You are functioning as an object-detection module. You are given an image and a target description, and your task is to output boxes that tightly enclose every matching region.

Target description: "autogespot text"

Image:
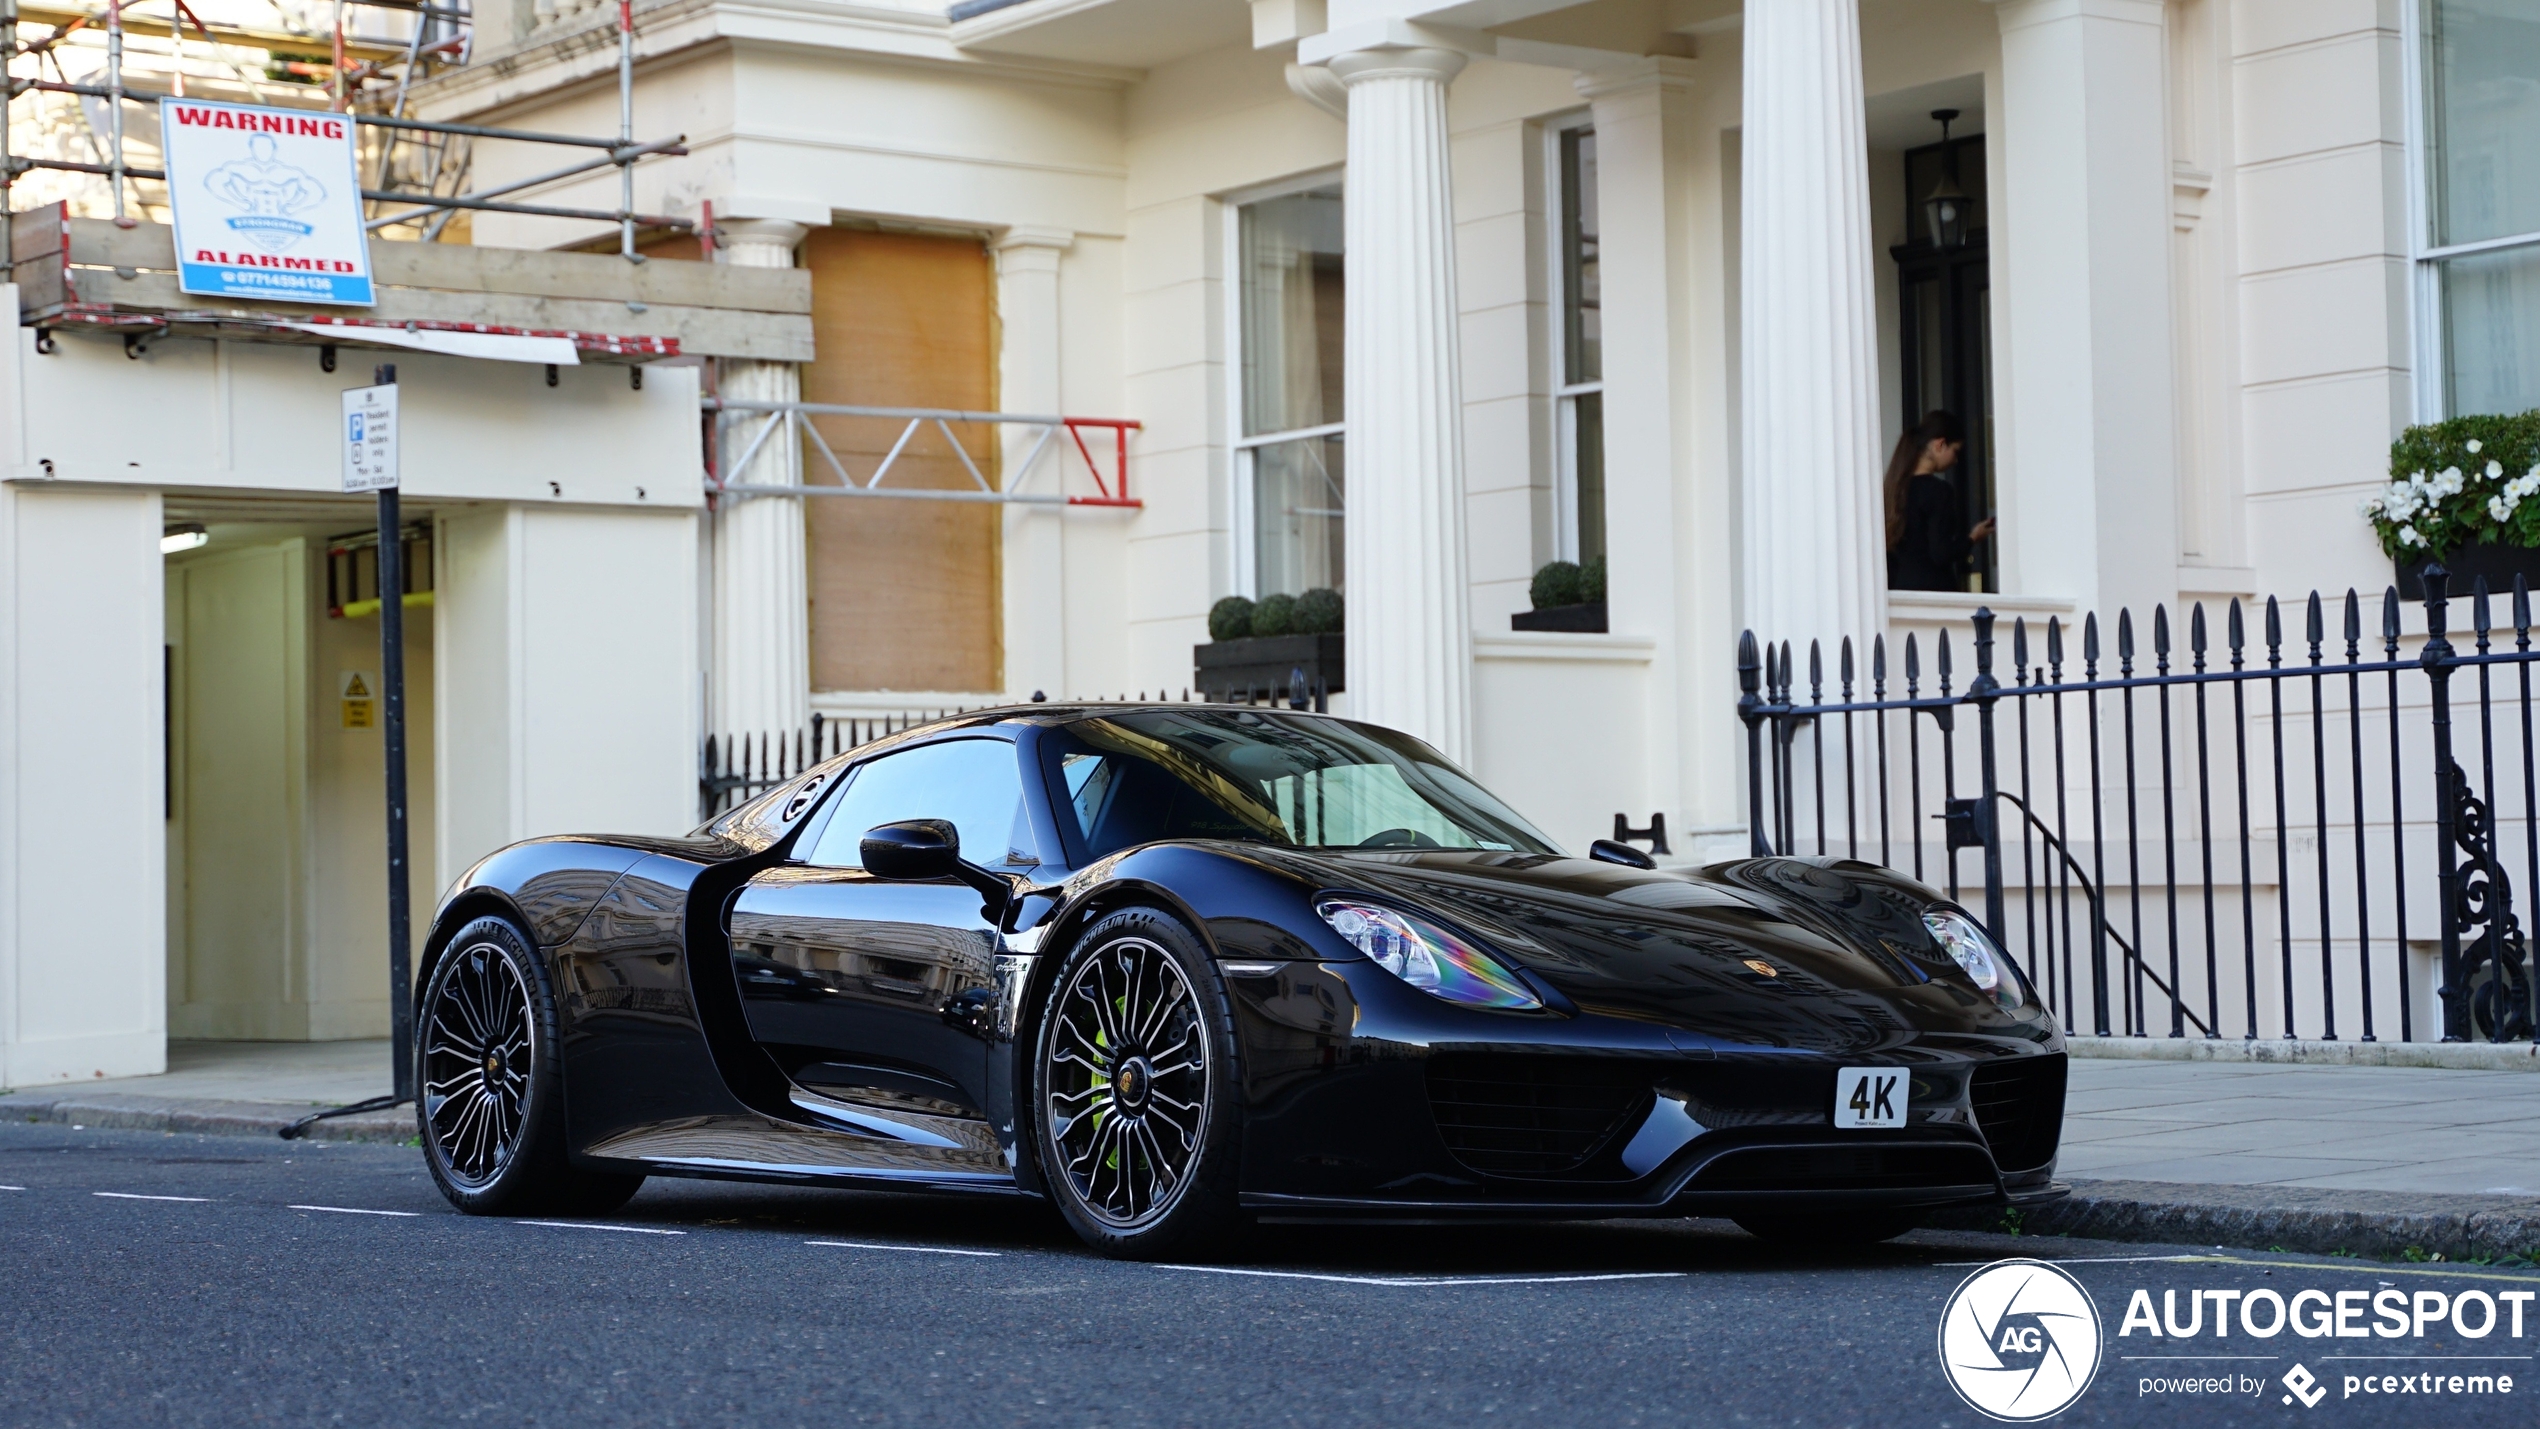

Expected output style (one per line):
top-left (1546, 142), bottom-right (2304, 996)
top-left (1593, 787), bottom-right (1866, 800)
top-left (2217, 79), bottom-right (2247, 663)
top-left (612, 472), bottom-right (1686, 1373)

top-left (2120, 1283), bottom-right (2531, 1406)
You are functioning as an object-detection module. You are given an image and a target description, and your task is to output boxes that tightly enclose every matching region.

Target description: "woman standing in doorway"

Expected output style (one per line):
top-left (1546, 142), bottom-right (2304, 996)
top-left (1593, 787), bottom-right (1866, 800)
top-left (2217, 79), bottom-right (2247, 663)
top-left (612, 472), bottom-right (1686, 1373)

top-left (1884, 410), bottom-right (1994, 591)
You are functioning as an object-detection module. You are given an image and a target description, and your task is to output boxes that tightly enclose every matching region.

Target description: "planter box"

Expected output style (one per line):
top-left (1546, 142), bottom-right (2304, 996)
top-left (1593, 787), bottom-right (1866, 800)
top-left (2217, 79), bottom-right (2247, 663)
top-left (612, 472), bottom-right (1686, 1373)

top-left (2393, 542), bottom-right (2540, 602)
top-left (1194, 632), bottom-right (1343, 701)
top-left (1511, 601), bottom-right (1608, 633)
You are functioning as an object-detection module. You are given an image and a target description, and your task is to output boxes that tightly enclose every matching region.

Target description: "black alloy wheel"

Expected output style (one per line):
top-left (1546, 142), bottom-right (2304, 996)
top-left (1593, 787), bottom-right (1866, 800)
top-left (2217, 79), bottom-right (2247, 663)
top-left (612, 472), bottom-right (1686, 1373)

top-left (417, 915), bottom-right (644, 1217)
top-left (1033, 908), bottom-right (1243, 1258)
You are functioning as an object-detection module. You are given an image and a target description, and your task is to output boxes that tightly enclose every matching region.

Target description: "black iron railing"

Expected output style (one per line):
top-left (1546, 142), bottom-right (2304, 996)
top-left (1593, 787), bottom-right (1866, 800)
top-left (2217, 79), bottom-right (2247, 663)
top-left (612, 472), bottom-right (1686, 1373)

top-left (1739, 566), bottom-right (2536, 1045)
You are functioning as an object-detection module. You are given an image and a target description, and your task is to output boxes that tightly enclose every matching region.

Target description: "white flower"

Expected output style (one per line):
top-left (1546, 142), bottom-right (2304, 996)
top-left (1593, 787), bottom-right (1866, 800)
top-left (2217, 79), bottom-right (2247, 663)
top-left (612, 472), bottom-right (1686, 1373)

top-left (2468, 439), bottom-right (2485, 453)
top-left (2401, 525), bottom-right (2427, 548)
top-left (2437, 466), bottom-right (2467, 496)
top-left (2361, 495), bottom-right (2386, 518)
top-left (2491, 495), bottom-right (2517, 522)
top-left (2488, 460), bottom-right (2504, 480)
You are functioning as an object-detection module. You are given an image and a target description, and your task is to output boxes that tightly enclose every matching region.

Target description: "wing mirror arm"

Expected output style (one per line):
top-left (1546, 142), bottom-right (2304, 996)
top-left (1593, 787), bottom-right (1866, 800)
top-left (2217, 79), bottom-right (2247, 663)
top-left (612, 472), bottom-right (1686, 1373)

top-left (859, 819), bottom-right (1015, 926)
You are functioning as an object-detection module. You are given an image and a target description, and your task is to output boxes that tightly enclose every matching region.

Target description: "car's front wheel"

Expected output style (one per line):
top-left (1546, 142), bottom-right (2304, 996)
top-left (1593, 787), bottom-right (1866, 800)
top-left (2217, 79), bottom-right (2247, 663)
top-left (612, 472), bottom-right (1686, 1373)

top-left (1030, 909), bottom-right (1244, 1259)
top-left (418, 915), bottom-right (643, 1217)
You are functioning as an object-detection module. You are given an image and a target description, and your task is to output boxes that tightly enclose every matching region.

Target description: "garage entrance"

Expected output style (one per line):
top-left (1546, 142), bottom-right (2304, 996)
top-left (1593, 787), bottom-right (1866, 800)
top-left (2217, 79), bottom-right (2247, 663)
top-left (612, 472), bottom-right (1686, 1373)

top-left (162, 499), bottom-right (438, 1042)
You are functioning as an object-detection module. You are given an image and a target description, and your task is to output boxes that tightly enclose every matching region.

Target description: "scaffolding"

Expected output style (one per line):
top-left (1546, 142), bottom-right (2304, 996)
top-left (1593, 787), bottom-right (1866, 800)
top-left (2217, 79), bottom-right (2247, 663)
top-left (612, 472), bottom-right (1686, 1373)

top-left (1, 0), bottom-right (688, 263)
top-left (706, 397), bottom-right (1144, 510)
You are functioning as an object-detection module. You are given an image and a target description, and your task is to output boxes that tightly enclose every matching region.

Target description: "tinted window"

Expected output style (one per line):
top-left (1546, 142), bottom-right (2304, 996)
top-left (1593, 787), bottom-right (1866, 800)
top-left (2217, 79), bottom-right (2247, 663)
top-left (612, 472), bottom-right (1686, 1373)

top-left (1043, 709), bottom-right (1558, 861)
top-left (804, 739), bottom-right (1037, 869)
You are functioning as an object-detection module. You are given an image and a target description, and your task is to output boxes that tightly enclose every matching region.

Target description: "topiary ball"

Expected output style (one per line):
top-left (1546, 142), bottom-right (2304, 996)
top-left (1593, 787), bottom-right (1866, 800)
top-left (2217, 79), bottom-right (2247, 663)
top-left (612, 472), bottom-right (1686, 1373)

top-left (1208, 595), bottom-right (1256, 642)
top-left (1530, 560), bottom-right (1584, 610)
top-left (1295, 587), bottom-right (1344, 634)
top-left (1579, 554), bottom-right (1607, 605)
top-left (1252, 592), bottom-right (1299, 637)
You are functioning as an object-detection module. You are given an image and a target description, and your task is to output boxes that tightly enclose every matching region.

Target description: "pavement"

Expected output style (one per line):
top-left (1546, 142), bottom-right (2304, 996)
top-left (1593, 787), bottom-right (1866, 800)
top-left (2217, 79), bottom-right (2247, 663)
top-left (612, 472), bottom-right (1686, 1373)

top-left (2, 1119), bottom-right (2534, 1428)
top-left (4, 1040), bottom-right (2536, 1264)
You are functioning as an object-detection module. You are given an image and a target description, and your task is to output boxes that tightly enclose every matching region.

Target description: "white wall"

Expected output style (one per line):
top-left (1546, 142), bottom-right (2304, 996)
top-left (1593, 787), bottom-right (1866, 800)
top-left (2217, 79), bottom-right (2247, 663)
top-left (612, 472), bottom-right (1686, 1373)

top-left (0, 484), bottom-right (166, 1086)
top-left (436, 504), bottom-right (702, 890)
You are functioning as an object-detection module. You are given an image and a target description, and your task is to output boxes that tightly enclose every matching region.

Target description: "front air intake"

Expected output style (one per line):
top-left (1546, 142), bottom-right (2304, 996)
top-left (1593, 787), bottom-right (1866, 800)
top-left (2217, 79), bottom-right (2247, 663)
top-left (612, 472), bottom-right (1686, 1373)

top-left (1423, 1054), bottom-right (1649, 1179)
top-left (1969, 1053), bottom-right (2067, 1173)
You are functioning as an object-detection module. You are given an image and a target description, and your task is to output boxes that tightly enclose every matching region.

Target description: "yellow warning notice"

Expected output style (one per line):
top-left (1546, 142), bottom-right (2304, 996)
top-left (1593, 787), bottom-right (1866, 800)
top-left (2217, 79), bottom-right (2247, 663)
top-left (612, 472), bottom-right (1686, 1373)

top-left (340, 670), bottom-right (376, 729)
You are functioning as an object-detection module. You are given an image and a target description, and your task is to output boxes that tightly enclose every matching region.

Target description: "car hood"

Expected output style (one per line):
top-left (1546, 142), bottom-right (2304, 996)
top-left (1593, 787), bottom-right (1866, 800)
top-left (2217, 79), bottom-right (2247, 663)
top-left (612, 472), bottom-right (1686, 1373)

top-left (1250, 848), bottom-right (2045, 1052)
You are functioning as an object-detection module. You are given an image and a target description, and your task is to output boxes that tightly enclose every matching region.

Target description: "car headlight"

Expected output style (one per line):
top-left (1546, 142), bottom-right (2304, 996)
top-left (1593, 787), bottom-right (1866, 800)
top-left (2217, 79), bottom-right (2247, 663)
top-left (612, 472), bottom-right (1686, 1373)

top-left (1315, 898), bottom-right (1542, 1011)
top-left (1923, 909), bottom-right (2025, 1012)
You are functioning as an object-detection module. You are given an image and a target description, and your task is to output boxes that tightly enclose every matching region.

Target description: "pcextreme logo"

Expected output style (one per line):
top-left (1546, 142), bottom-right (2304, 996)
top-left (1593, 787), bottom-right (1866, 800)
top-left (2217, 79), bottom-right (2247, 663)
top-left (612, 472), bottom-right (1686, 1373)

top-left (1939, 1259), bottom-right (2106, 1421)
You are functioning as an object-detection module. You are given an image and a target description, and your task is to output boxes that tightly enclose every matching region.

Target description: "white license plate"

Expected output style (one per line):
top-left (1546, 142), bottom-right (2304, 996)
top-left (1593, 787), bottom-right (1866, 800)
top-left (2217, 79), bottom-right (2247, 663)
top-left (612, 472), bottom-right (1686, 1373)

top-left (1834, 1067), bottom-right (1907, 1128)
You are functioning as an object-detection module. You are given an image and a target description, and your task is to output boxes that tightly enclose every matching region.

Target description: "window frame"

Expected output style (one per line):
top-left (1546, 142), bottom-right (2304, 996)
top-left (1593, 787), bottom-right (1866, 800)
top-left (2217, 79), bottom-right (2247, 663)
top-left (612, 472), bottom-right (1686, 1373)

top-left (793, 733), bottom-right (1042, 871)
top-left (1546, 114), bottom-right (1604, 565)
top-left (1224, 167), bottom-right (1348, 600)
top-left (2404, 0), bottom-right (2540, 419)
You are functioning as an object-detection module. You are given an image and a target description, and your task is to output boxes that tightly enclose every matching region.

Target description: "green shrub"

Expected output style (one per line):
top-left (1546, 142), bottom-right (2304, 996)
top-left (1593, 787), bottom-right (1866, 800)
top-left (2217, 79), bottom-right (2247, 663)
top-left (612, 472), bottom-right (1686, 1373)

top-left (1531, 560), bottom-right (1583, 610)
top-left (1294, 586), bottom-right (1344, 634)
top-left (1579, 554), bottom-right (1608, 605)
top-left (1208, 595), bottom-right (1255, 642)
top-left (1252, 592), bottom-right (1299, 637)
top-left (2369, 409), bottom-right (2540, 561)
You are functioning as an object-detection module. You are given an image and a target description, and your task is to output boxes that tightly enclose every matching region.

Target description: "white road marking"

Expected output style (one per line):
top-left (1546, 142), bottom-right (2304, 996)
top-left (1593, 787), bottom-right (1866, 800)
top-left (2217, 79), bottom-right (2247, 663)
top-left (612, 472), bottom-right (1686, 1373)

top-left (93, 1192), bottom-right (210, 1203)
top-left (1934, 1255), bottom-right (2209, 1267)
top-left (805, 1240), bottom-right (1002, 1258)
top-left (519, 1220), bottom-right (686, 1235)
top-left (0, 1185), bottom-right (23, 1191)
top-left (289, 1205), bottom-right (421, 1217)
top-left (1156, 1266), bottom-right (1687, 1288)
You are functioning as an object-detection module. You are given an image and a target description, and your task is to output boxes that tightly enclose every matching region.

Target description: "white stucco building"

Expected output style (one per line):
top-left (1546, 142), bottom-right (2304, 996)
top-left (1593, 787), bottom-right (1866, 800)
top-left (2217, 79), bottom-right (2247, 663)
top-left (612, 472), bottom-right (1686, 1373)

top-left (7, 0), bottom-right (2532, 1079)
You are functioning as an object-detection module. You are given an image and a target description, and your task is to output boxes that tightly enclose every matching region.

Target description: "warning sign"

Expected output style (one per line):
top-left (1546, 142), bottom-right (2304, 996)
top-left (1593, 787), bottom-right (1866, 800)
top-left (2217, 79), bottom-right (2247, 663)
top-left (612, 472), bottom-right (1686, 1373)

top-left (340, 670), bottom-right (376, 729)
top-left (160, 98), bottom-right (374, 306)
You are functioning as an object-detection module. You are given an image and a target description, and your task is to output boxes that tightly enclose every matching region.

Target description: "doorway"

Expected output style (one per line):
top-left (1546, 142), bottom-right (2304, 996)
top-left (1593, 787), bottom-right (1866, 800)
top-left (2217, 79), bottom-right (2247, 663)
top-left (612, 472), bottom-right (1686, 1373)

top-left (1891, 132), bottom-right (1996, 594)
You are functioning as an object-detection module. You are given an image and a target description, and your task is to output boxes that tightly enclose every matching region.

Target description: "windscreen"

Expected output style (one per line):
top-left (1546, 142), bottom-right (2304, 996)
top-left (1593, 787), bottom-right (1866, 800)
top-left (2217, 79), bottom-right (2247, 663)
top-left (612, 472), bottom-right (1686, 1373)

top-left (1043, 708), bottom-right (1559, 861)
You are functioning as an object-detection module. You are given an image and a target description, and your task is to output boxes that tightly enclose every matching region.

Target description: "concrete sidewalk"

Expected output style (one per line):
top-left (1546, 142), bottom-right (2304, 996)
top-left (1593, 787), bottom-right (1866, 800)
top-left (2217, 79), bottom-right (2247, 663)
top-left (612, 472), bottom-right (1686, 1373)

top-left (5, 1041), bottom-right (2535, 1259)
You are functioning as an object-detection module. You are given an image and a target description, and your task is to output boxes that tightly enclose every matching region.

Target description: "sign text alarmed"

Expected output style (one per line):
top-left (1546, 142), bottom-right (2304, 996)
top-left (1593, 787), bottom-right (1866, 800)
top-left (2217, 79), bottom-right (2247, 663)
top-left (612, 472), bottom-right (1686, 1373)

top-left (342, 384), bottom-right (400, 493)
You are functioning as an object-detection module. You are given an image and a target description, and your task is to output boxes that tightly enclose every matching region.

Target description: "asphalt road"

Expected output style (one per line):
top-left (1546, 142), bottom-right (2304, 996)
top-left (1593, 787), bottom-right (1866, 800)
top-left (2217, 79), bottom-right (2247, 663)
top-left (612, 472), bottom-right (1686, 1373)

top-left (0, 1120), bottom-right (2530, 1428)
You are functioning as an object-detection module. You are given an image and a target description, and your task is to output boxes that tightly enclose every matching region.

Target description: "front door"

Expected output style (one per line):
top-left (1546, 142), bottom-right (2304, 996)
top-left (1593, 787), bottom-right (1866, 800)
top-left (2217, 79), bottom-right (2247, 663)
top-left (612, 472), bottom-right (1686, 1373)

top-left (726, 737), bottom-right (1043, 1159)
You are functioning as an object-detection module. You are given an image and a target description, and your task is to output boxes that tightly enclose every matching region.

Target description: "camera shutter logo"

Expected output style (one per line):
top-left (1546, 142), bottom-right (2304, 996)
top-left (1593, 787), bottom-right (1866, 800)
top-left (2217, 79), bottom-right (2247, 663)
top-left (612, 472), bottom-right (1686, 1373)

top-left (1938, 1259), bottom-right (2103, 1421)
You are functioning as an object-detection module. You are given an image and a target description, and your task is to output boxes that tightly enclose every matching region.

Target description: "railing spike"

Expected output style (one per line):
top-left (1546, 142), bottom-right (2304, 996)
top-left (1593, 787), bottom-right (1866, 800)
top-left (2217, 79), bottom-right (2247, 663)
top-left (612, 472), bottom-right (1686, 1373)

top-left (1808, 638), bottom-right (1824, 699)
top-left (2190, 602), bottom-right (2208, 662)
top-left (2519, 576), bottom-right (2533, 642)
top-left (1871, 633), bottom-right (1887, 682)
top-left (1936, 627), bottom-right (1953, 692)
top-left (2117, 607), bottom-right (2135, 668)
top-left (1839, 635), bottom-right (1855, 686)
top-left (2383, 586), bottom-right (2402, 643)
top-left (2227, 597), bottom-right (2246, 661)
top-left (2343, 588), bottom-right (2362, 651)
top-left (2305, 589), bottom-right (2324, 656)
top-left (2153, 603), bottom-right (2171, 659)
top-left (2265, 594), bottom-right (2283, 665)
top-left (2082, 610), bottom-right (2101, 666)
top-left (2474, 576), bottom-right (2493, 639)
top-left (1737, 630), bottom-right (1761, 695)
top-left (2011, 616), bottom-right (2029, 675)
top-left (1903, 630), bottom-right (1921, 687)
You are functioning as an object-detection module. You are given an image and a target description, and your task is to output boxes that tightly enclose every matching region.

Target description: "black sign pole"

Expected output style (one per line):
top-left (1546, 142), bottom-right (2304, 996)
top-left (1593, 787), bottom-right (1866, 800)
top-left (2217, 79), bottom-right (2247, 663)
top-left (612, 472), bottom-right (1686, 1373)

top-left (374, 363), bottom-right (414, 1105)
top-left (284, 362), bottom-right (415, 1138)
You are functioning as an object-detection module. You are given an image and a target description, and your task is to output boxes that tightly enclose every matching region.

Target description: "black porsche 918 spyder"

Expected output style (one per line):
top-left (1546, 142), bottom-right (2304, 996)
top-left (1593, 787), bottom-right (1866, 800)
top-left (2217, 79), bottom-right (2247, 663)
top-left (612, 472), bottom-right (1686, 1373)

top-left (416, 703), bottom-right (2068, 1258)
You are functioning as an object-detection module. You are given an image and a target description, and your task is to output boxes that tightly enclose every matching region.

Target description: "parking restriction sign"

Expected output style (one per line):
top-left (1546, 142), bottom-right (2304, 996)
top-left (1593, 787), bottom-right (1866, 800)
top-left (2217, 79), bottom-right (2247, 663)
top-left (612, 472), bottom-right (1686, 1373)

top-left (342, 383), bottom-right (399, 492)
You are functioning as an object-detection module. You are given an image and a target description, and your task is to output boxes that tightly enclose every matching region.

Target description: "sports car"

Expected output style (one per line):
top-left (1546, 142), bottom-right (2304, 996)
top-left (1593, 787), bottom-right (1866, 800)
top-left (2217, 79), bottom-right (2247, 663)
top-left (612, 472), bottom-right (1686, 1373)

top-left (416, 703), bottom-right (2068, 1258)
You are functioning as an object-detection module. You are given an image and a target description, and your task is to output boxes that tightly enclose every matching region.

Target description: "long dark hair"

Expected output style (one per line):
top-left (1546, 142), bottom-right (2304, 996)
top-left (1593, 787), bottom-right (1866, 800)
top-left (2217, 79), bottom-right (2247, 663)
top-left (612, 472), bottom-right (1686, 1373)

top-left (1883, 410), bottom-right (1964, 550)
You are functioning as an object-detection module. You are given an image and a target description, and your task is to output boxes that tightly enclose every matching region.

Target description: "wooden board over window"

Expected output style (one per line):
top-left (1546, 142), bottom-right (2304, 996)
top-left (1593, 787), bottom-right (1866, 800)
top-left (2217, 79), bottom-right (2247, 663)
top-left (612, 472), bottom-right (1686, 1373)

top-left (800, 227), bottom-right (1001, 695)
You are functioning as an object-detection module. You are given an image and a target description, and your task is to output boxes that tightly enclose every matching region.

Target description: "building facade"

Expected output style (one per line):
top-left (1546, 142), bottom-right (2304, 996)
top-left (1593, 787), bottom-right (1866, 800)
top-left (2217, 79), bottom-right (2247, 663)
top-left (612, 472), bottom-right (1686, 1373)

top-left (7, 0), bottom-right (2526, 1079)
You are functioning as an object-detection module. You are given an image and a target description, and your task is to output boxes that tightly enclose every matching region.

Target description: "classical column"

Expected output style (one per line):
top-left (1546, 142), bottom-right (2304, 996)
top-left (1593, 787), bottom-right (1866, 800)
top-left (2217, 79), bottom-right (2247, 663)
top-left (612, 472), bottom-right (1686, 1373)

top-left (1986, 0), bottom-right (2178, 619)
top-left (1329, 44), bottom-right (1474, 765)
top-left (995, 226), bottom-right (1073, 701)
top-left (711, 218), bottom-right (811, 738)
top-left (1739, 0), bottom-right (1887, 654)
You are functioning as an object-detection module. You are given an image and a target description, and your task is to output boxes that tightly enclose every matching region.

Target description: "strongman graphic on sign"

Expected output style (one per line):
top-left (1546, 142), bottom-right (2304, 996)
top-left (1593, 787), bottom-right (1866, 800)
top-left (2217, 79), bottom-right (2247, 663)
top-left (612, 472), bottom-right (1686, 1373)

top-left (202, 134), bottom-right (328, 252)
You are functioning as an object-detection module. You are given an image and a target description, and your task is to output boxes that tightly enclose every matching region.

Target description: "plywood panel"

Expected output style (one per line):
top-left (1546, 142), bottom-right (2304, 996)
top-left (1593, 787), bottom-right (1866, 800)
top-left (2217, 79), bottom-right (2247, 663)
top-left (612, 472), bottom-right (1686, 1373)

top-left (801, 228), bottom-right (1002, 694)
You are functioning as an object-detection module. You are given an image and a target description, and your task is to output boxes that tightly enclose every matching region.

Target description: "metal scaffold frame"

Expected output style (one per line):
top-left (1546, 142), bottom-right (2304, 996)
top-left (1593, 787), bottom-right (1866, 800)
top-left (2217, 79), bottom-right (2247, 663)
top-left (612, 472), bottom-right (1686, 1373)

top-left (1, 0), bottom-right (686, 263)
top-left (706, 396), bottom-right (1143, 510)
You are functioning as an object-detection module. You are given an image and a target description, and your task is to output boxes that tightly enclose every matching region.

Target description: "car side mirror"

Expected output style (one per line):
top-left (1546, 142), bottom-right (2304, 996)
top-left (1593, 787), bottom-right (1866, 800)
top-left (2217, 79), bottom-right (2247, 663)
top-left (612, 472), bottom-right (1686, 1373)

top-left (860, 819), bottom-right (1014, 924)
top-left (1588, 838), bottom-right (1657, 870)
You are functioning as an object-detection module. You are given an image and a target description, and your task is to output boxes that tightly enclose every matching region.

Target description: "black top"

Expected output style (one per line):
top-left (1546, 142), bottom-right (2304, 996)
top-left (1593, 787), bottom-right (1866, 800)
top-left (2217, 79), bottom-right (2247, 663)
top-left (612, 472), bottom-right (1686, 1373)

top-left (1888, 473), bottom-right (1974, 592)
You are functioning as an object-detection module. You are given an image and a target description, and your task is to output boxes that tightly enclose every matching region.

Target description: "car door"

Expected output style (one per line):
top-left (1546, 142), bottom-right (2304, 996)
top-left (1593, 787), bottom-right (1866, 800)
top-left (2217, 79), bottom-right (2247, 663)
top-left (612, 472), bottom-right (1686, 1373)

top-left (726, 737), bottom-right (1041, 1154)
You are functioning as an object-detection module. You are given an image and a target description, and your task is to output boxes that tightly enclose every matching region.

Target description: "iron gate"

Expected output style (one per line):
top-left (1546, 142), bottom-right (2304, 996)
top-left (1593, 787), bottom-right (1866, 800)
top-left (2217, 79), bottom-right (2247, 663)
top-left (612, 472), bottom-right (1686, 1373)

top-left (1739, 567), bottom-right (2536, 1046)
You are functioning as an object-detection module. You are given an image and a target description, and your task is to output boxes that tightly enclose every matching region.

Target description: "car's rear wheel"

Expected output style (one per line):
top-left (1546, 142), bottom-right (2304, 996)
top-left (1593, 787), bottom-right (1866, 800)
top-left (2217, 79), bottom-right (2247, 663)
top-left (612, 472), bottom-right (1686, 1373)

top-left (419, 915), bottom-right (644, 1217)
top-left (1031, 909), bottom-right (1244, 1259)
top-left (1733, 1210), bottom-right (1922, 1247)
